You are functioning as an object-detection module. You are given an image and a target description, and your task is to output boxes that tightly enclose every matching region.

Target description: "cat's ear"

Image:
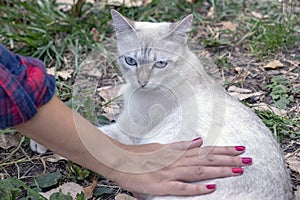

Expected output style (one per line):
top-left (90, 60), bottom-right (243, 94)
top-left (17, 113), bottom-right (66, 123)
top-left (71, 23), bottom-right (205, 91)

top-left (111, 9), bottom-right (135, 35)
top-left (165, 14), bottom-right (193, 44)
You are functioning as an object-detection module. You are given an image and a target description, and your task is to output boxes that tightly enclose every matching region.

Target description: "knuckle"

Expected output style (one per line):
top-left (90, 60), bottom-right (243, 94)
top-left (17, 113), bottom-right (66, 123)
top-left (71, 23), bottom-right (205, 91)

top-left (205, 155), bottom-right (215, 164)
top-left (194, 166), bottom-right (205, 177)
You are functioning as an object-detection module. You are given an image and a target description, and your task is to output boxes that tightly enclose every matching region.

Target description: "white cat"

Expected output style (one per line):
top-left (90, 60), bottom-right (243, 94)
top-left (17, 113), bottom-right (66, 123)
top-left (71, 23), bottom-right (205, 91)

top-left (99, 10), bottom-right (294, 200)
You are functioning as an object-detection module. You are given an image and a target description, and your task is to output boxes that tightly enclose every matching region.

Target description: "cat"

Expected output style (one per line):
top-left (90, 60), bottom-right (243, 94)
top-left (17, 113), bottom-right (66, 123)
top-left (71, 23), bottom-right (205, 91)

top-left (98, 10), bottom-right (294, 200)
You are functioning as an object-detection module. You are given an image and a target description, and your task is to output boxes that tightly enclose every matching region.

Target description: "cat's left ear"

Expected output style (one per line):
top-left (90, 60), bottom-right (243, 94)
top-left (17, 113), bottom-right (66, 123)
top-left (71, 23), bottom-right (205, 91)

top-left (165, 14), bottom-right (193, 44)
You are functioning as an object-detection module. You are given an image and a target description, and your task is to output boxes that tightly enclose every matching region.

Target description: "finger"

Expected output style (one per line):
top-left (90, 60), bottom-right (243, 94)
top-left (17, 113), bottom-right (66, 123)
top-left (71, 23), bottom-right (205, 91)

top-left (170, 166), bottom-right (243, 182)
top-left (164, 181), bottom-right (216, 196)
top-left (176, 154), bottom-right (252, 167)
top-left (184, 145), bottom-right (246, 157)
top-left (167, 137), bottom-right (203, 151)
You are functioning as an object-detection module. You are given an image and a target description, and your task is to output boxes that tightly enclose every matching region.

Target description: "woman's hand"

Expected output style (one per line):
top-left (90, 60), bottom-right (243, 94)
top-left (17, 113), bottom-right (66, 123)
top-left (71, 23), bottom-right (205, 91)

top-left (113, 138), bottom-right (251, 196)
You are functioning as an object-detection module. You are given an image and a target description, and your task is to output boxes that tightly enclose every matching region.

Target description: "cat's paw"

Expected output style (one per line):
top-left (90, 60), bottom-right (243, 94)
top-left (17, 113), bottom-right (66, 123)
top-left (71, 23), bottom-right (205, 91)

top-left (30, 139), bottom-right (48, 154)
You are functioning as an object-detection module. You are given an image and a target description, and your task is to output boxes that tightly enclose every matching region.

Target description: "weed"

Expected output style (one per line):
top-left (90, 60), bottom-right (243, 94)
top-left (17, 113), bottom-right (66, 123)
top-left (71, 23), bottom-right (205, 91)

top-left (266, 76), bottom-right (294, 109)
top-left (255, 109), bottom-right (300, 142)
top-left (215, 55), bottom-right (231, 69)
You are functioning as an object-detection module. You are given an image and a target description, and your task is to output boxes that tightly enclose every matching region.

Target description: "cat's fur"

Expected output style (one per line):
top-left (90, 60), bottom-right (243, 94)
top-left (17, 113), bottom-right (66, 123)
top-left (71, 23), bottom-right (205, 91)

top-left (98, 10), bottom-right (294, 200)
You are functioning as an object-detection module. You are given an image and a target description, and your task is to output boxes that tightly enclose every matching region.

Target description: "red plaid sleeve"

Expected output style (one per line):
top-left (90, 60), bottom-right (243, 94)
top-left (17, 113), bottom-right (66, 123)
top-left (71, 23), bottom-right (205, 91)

top-left (0, 44), bottom-right (56, 129)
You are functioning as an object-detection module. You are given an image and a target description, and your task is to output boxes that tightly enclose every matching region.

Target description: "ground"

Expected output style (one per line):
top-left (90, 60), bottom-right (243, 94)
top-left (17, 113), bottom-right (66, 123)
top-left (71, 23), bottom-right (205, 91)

top-left (0, 0), bottom-right (299, 199)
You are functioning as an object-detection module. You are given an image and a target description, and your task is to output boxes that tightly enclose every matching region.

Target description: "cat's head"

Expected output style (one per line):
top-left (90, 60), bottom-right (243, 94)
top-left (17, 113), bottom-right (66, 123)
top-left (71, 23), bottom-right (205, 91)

top-left (111, 10), bottom-right (193, 89)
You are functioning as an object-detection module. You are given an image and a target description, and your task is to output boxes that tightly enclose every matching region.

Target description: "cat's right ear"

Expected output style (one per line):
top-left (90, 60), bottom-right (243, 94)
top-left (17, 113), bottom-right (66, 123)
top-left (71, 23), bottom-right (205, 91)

top-left (111, 9), bottom-right (135, 35)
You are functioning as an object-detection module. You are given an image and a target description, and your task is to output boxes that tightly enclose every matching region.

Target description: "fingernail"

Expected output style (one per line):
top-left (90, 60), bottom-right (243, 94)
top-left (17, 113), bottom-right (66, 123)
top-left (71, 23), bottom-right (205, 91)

top-left (206, 184), bottom-right (216, 190)
top-left (235, 146), bottom-right (245, 151)
top-left (192, 137), bottom-right (201, 142)
top-left (232, 167), bottom-right (243, 174)
top-left (242, 157), bottom-right (252, 165)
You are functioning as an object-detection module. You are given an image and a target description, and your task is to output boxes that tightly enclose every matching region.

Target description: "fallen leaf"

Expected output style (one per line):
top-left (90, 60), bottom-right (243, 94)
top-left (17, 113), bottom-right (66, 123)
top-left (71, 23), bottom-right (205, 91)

top-left (207, 6), bottom-right (214, 18)
top-left (251, 11), bottom-right (269, 19)
top-left (98, 85), bottom-right (122, 120)
top-left (44, 154), bottom-right (67, 163)
top-left (0, 132), bottom-right (22, 150)
top-left (222, 21), bottom-right (237, 32)
top-left (47, 67), bottom-right (56, 76)
top-left (57, 69), bottom-right (73, 80)
top-left (229, 92), bottom-right (264, 101)
top-left (40, 182), bottom-right (84, 199)
top-left (285, 153), bottom-right (300, 174)
top-left (251, 102), bottom-right (287, 116)
top-left (227, 85), bottom-right (252, 94)
top-left (83, 177), bottom-right (98, 199)
top-left (262, 60), bottom-right (284, 69)
top-left (115, 193), bottom-right (137, 200)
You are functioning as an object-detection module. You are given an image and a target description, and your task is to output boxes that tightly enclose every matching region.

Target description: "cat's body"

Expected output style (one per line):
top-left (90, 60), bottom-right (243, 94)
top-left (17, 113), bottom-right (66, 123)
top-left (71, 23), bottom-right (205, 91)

top-left (99, 10), bottom-right (294, 200)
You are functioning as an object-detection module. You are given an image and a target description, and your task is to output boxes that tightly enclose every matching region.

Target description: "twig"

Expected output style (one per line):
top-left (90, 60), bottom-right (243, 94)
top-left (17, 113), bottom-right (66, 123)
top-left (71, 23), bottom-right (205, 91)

top-left (1, 136), bottom-right (25, 163)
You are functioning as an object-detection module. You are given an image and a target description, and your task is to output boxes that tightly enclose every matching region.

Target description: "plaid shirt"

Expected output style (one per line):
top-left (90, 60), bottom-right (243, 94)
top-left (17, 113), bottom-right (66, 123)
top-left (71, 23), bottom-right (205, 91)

top-left (0, 44), bottom-right (56, 129)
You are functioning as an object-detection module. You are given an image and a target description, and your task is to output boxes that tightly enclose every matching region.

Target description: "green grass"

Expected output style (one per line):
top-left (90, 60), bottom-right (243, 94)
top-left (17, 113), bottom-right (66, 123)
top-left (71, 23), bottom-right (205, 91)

top-left (255, 109), bottom-right (300, 142)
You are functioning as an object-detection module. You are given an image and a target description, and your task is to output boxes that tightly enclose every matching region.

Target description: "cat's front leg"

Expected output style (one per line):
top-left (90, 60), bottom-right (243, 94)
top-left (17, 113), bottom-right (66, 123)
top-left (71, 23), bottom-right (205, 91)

top-left (30, 139), bottom-right (48, 154)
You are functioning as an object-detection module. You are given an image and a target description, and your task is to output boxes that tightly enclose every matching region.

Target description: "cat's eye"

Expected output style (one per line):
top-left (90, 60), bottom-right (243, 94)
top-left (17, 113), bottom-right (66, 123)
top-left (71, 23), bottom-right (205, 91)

top-left (125, 57), bottom-right (137, 66)
top-left (154, 61), bottom-right (168, 68)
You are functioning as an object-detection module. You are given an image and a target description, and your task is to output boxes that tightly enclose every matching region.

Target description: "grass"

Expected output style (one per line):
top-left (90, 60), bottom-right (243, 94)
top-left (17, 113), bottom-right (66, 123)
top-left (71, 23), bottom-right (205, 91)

top-left (255, 109), bottom-right (300, 142)
top-left (0, 0), bottom-right (299, 198)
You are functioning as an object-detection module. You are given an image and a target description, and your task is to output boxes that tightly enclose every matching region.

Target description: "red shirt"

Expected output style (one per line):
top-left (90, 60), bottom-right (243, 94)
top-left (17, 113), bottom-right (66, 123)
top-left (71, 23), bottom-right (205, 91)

top-left (0, 44), bottom-right (56, 129)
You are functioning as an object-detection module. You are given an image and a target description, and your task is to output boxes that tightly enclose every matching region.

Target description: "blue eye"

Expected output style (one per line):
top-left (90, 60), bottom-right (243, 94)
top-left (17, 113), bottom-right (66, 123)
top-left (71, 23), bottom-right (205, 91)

top-left (154, 61), bottom-right (168, 68)
top-left (125, 57), bottom-right (137, 66)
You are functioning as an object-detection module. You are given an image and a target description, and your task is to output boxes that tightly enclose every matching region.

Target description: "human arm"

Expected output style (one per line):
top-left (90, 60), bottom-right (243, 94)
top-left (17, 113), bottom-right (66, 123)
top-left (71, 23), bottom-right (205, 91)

top-left (15, 96), bottom-right (250, 196)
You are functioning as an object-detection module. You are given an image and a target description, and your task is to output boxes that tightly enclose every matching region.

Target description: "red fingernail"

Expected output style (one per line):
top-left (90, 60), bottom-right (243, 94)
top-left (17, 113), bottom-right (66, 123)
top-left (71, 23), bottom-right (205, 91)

top-left (235, 146), bottom-right (245, 151)
top-left (206, 184), bottom-right (216, 190)
top-left (192, 137), bottom-right (201, 141)
top-left (232, 167), bottom-right (243, 174)
top-left (242, 157), bottom-right (252, 165)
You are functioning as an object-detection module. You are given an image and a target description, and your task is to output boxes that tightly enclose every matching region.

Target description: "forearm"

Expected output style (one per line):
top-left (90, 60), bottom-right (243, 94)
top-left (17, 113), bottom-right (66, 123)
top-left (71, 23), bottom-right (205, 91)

top-left (15, 96), bottom-right (119, 179)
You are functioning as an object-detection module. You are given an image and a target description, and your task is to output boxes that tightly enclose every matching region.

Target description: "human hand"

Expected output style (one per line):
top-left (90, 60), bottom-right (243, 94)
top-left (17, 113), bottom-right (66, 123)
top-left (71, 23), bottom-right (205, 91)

top-left (111, 138), bottom-right (251, 197)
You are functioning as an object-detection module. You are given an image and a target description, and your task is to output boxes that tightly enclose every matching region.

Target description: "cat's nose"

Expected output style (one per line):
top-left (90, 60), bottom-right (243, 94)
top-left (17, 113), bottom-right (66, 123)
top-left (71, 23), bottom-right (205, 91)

top-left (138, 80), bottom-right (148, 88)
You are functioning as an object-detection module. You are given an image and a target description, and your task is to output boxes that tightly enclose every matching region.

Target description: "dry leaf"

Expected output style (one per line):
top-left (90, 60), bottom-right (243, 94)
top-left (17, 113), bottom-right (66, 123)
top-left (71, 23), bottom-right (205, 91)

top-left (262, 60), bottom-right (284, 69)
top-left (222, 21), bottom-right (237, 32)
top-left (40, 182), bottom-right (84, 199)
top-left (47, 67), bottom-right (55, 76)
top-left (83, 177), bottom-right (98, 199)
top-left (285, 153), bottom-right (300, 174)
top-left (251, 11), bottom-right (269, 19)
top-left (228, 92), bottom-right (264, 101)
top-left (57, 69), bottom-right (73, 80)
top-left (44, 154), bottom-right (67, 163)
top-left (0, 133), bottom-right (22, 150)
top-left (115, 193), bottom-right (137, 200)
top-left (207, 6), bottom-right (214, 18)
top-left (98, 85), bottom-right (122, 120)
top-left (227, 85), bottom-right (252, 94)
top-left (252, 102), bottom-right (287, 116)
